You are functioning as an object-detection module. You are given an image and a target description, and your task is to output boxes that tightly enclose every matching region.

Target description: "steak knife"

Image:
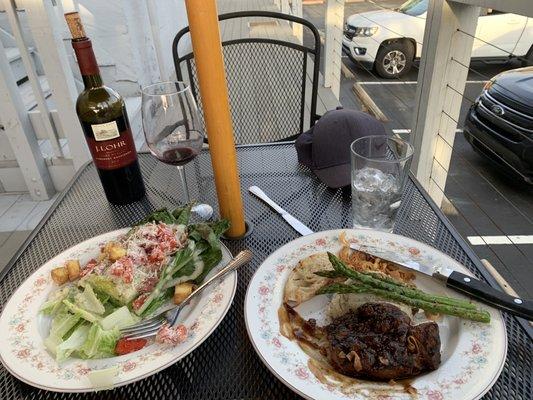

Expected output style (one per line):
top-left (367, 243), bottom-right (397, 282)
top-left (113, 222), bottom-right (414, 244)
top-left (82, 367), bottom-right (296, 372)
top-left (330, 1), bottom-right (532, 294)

top-left (350, 244), bottom-right (533, 320)
top-left (249, 186), bottom-right (313, 236)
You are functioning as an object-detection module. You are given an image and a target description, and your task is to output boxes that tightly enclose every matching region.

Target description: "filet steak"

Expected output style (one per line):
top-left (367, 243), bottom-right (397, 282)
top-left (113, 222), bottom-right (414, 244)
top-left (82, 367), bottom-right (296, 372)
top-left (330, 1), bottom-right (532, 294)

top-left (325, 302), bottom-right (441, 380)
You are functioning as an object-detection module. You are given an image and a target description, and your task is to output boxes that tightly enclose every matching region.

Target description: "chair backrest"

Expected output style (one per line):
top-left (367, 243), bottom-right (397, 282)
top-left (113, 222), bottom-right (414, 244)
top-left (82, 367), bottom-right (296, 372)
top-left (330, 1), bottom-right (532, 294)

top-left (172, 11), bottom-right (321, 144)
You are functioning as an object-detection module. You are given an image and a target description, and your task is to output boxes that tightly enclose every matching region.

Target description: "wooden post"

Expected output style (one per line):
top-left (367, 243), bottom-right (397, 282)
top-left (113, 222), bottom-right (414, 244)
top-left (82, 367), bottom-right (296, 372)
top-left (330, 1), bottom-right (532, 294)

top-left (410, 0), bottom-right (479, 205)
top-left (184, 0), bottom-right (246, 238)
top-left (22, 0), bottom-right (90, 170)
top-left (0, 39), bottom-right (55, 200)
top-left (324, 0), bottom-right (344, 99)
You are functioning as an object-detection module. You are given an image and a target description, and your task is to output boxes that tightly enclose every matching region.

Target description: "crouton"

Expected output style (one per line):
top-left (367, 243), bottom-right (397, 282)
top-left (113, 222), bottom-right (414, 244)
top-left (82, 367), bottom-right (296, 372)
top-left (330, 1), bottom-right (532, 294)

top-left (174, 282), bottom-right (195, 305)
top-left (108, 244), bottom-right (126, 262)
top-left (51, 267), bottom-right (69, 285)
top-left (65, 259), bottom-right (81, 281)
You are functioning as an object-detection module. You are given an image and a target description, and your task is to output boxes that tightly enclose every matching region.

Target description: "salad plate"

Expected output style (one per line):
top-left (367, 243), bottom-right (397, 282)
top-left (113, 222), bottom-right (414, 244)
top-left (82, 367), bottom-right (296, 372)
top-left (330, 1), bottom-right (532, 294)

top-left (245, 229), bottom-right (507, 400)
top-left (0, 228), bottom-right (237, 392)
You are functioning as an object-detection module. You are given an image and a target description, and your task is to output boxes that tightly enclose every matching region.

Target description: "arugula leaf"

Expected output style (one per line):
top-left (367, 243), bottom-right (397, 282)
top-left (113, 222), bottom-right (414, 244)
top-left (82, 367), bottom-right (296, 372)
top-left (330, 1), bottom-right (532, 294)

top-left (172, 204), bottom-right (192, 225)
top-left (140, 287), bottom-right (174, 317)
top-left (135, 208), bottom-right (176, 226)
top-left (188, 223), bottom-right (225, 284)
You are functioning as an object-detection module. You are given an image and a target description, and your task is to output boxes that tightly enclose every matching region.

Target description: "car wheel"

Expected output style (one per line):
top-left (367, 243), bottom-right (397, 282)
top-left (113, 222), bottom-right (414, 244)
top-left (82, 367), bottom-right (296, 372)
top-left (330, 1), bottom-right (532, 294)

top-left (375, 41), bottom-right (414, 79)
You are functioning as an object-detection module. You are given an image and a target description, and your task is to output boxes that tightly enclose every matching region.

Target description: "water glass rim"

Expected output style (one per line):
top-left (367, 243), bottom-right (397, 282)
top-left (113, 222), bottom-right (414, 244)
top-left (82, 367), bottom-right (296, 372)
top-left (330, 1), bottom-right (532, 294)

top-left (350, 135), bottom-right (414, 164)
top-left (141, 81), bottom-right (190, 96)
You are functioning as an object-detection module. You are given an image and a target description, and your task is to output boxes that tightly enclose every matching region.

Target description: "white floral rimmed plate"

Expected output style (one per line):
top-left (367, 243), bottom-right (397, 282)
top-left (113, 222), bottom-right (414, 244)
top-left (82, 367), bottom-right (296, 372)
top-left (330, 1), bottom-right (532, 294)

top-left (245, 229), bottom-right (507, 400)
top-left (0, 228), bottom-right (237, 392)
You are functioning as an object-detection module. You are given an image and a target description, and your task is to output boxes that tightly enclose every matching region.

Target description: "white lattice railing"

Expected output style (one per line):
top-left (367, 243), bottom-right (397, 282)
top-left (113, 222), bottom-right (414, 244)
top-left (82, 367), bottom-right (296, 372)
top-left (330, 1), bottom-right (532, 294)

top-left (0, 0), bottom-right (90, 200)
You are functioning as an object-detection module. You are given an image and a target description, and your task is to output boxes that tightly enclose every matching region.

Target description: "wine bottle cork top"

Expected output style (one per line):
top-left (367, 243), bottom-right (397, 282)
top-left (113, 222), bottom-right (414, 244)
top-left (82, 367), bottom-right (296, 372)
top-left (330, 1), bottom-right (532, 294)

top-left (64, 12), bottom-right (86, 39)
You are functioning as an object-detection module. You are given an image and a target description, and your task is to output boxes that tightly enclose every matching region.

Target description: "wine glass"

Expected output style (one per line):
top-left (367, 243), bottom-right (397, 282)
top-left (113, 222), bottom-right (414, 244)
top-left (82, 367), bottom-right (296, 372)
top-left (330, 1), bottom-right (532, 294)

top-left (141, 81), bottom-right (213, 219)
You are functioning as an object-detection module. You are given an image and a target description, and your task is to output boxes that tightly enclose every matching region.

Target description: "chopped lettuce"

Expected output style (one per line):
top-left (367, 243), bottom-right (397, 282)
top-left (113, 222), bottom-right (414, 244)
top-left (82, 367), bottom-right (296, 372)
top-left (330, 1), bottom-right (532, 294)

top-left (49, 310), bottom-right (81, 338)
top-left (101, 306), bottom-right (139, 330)
top-left (44, 334), bottom-right (63, 355)
top-left (40, 287), bottom-right (73, 315)
top-left (40, 205), bottom-right (229, 363)
top-left (63, 299), bottom-right (100, 323)
top-left (75, 284), bottom-right (105, 315)
top-left (84, 275), bottom-right (136, 305)
top-left (87, 366), bottom-right (118, 389)
top-left (80, 324), bottom-right (120, 359)
top-left (56, 324), bottom-right (90, 363)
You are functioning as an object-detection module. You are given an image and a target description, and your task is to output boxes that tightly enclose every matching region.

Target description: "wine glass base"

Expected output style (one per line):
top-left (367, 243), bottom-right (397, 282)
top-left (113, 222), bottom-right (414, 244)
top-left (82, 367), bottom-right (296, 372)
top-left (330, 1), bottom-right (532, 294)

top-left (191, 203), bottom-right (214, 220)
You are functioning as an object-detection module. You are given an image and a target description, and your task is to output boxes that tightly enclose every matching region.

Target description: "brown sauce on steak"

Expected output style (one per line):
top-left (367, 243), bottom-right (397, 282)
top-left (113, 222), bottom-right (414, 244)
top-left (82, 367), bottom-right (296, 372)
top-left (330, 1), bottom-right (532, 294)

top-left (280, 301), bottom-right (440, 394)
top-left (325, 303), bottom-right (441, 380)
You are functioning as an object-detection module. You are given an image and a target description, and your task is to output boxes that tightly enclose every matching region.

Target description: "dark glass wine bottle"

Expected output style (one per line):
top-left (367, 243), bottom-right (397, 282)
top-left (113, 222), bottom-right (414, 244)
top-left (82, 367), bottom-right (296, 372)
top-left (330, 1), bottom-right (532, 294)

top-left (65, 12), bottom-right (145, 205)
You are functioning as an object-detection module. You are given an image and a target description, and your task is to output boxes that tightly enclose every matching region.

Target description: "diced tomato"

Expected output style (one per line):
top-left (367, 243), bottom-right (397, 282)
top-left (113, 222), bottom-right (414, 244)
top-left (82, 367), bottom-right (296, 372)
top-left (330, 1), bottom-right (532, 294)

top-left (138, 276), bottom-right (158, 294)
top-left (115, 338), bottom-right (148, 356)
top-left (110, 256), bottom-right (134, 283)
top-left (156, 224), bottom-right (178, 252)
top-left (80, 259), bottom-right (98, 277)
top-left (155, 323), bottom-right (188, 345)
top-left (147, 246), bottom-right (165, 264)
top-left (132, 293), bottom-right (149, 311)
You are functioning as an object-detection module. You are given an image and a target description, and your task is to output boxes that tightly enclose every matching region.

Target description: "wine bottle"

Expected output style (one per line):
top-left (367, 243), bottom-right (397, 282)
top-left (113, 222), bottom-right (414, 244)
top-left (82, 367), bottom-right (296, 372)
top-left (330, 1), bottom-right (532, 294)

top-left (65, 12), bottom-right (145, 205)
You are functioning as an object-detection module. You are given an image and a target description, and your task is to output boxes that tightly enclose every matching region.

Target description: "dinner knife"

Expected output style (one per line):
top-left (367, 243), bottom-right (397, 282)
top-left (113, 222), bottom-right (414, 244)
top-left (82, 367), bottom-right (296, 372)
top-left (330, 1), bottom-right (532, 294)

top-left (249, 186), bottom-right (314, 236)
top-left (350, 244), bottom-right (533, 320)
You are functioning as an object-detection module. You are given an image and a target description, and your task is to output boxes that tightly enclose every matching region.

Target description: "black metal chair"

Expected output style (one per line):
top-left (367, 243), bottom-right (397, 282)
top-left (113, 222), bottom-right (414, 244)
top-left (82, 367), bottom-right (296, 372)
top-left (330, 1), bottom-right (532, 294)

top-left (172, 11), bottom-right (321, 144)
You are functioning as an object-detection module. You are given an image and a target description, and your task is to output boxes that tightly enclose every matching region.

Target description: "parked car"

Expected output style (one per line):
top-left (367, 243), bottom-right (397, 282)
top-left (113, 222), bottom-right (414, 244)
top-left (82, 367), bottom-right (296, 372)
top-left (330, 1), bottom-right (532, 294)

top-left (464, 67), bottom-right (533, 184)
top-left (342, 0), bottom-right (533, 78)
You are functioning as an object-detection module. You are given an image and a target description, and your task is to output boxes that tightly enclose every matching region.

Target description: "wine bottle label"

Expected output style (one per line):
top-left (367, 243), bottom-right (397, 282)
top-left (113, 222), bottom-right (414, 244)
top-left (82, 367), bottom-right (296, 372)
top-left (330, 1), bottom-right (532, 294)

top-left (83, 116), bottom-right (138, 170)
top-left (91, 121), bottom-right (120, 141)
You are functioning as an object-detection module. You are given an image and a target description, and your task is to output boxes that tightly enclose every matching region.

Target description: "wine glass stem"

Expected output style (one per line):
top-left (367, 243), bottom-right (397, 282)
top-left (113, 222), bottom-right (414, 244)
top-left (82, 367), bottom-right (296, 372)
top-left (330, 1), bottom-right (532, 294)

top-left (177, 165), bottom-right (191, 204)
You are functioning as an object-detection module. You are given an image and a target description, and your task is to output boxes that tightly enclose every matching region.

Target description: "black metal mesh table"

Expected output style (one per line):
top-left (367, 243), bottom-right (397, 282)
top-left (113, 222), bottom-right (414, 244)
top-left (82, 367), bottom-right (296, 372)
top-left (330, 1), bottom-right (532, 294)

top-left (1, 144), bottom-right (531, 400)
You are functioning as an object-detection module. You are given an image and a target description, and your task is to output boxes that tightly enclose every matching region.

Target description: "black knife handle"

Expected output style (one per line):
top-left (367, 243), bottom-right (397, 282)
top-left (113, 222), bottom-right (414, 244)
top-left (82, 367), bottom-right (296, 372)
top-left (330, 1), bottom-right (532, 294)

top-left (447, 271), bottom-right (533, 320)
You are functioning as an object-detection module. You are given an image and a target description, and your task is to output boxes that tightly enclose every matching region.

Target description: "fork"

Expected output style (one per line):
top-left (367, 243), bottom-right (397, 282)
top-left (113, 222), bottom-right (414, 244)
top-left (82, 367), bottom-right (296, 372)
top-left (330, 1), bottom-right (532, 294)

top-left (121, 249), bottom-right (253, 340)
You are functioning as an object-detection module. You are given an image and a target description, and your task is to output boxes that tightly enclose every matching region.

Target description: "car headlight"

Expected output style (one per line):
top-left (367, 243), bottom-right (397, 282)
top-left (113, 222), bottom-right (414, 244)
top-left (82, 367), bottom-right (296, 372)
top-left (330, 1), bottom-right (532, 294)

top-left (353, 26), bottom-right (378, 37)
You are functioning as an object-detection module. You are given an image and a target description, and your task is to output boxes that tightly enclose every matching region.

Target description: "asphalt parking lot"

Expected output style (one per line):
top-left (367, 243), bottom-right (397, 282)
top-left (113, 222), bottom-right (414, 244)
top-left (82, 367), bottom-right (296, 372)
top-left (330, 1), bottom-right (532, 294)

top-left (303, 1), bottom-right (533, 298)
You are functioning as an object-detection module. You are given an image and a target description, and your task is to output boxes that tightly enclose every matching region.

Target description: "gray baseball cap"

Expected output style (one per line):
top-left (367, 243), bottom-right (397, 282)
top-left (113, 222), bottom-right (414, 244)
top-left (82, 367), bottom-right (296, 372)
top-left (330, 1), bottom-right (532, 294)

top-left (295, 108), bottom-right (386, 188)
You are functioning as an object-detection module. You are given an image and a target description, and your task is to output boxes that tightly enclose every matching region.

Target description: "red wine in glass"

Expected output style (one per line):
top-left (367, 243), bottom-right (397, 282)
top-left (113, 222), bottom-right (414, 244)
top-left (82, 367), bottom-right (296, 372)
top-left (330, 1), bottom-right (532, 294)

top-left (142, 82), bottom-right (212, 219)
top-left (157, 147), bottom-right (199, 166)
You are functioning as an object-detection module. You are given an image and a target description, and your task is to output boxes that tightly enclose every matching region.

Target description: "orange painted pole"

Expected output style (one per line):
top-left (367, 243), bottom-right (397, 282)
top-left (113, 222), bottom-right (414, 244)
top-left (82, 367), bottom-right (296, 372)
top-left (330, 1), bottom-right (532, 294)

top-left (184, 0), bottom-right (246, 237)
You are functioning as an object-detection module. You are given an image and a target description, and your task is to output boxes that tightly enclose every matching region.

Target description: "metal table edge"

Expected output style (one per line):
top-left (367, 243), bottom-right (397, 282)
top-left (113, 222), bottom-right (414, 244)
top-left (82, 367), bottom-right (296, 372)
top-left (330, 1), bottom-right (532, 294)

top-left (409, 174), bottom-right (533, 339)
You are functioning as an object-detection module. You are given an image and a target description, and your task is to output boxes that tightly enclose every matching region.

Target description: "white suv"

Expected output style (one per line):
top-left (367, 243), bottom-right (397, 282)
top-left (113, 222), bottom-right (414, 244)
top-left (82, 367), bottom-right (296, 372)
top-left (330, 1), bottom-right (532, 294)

top-left (342, 0), bottom-right (533, 78)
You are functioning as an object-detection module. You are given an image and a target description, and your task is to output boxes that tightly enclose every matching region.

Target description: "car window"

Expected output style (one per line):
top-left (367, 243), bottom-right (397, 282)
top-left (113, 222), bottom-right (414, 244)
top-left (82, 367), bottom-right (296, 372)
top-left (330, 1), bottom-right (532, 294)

top-left (398, 0), bottom-right (428, 16)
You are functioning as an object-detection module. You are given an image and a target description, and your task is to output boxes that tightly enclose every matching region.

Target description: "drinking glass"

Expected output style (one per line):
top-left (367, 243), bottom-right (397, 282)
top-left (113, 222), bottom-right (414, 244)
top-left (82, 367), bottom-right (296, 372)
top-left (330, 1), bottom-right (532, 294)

top-left (142, 81), bottom-right (212, 218)
top-left (350, 135), bottom-right (414, 232)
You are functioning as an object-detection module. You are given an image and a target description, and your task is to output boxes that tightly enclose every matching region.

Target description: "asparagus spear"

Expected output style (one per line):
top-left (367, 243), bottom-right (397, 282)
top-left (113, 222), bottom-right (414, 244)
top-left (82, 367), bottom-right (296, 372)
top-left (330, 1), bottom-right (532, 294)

top-left (318, 283), bottom-right (491, 323)
top-left (326, 252), bottom-right (478, 311)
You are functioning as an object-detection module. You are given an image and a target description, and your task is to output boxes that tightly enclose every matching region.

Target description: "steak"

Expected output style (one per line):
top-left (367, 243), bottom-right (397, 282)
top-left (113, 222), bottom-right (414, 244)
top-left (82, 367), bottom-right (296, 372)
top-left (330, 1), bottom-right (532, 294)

top-left (324, 303), bottom-right (441, 380)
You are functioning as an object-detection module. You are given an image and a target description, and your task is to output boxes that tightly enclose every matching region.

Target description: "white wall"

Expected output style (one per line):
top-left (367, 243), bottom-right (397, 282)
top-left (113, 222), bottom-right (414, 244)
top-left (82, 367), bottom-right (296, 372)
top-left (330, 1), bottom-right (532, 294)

top-left (150, 0), bottom-right (190, 81)
top-left (60, 0), bottom-right (189, 97)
